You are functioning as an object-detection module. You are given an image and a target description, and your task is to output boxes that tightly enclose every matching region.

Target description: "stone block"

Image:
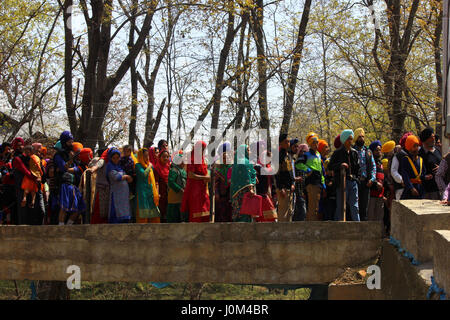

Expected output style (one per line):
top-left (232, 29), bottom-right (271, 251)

top-left (391, 200), bottom-right (450, 263)
top-left (432, 230), bottom-right (450, 299)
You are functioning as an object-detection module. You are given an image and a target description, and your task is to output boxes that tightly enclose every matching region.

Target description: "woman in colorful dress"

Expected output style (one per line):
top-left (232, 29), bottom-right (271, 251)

top-left (167, 151), bottom-right (187, 223)
top-left (135, 148), bottom-right (160, 223)
top-left (230, 144), bottom-right (257, 222)
top-left (213, 142), bottom-right (233, 222)
top-left (181, 141), bottom-right (211, 223)
top-left (106, 148), bottom-right (132, 224)
top-left (154, 150), bottom-right (171, 223)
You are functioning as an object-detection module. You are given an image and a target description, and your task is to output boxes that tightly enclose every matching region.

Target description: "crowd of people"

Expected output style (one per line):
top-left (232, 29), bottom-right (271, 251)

top-left (0, 127), bottom-right (447, 236)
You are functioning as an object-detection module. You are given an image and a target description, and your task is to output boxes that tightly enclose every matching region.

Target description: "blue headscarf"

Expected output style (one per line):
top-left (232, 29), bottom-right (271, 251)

top-left (106, 147), bottom-right (123, 183)
top-left (369, 140), bottom-right (382, 152)
top-left (340, 129), bottom-right (354, 144)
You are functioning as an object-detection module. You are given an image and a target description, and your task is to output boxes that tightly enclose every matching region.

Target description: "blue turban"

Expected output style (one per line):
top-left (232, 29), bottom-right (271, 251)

top-left (218, 142), bottom-right (232, 155)
top-left (340, 129), bottom-right (354, 144)
top-left (59, 131), bottom-right (73, 146)
top-left (290, 138), bottom-right (299, 146)
top-left (369, 140), bottom-right (382, 152)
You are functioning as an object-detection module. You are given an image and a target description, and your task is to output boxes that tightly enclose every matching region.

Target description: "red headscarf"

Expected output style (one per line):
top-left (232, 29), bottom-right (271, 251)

top-left (154, 149), bottom-right (171, 183)
top-left (189, 141), bottom-right (207, 175)
top-left (12, 137), bottom-right (25, 151)
top-left (101, 148), bottom-right (110, 163)
top-left (148, 147), bottom-right (158, 166)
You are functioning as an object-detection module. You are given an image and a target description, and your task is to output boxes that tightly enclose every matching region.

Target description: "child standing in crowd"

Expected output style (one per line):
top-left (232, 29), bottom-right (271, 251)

top-left (20, 145), bottom-right (42, 208)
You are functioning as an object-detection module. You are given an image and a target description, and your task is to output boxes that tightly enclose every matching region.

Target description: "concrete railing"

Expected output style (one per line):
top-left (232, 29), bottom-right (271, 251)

top-left (0, 221), bottom-right (383, 284)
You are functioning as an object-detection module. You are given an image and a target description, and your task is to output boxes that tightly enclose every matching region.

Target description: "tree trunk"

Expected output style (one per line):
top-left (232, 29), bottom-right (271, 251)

top-left (281, 0), bottom-right (312, 135)
top-left (251, 0), bottom-right (270, 146)
top-left (210, 1), bottom-right (236, 149)
top-left (128, 0), bottom-right (138, 147)
top-left (62, 0), bottom-right (77, 135)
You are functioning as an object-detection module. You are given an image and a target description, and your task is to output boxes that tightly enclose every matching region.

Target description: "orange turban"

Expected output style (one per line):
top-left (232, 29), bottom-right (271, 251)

top-left (306, 132), bottom-right (319, 146)
top-left (318, 139), bottom-right (329, 154)
top-left (72, 142), bottom-right (83, 152)
top-left (405, 135), bottom-right (419, 152)
top-left (79, 148), bottom-right (93, 164)
top-left (40, 146), bottom-right (47, 157)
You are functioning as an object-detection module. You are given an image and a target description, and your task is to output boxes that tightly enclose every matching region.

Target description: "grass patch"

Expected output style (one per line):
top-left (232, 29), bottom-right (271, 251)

top-left (0, 281), bottom-right (310, 300)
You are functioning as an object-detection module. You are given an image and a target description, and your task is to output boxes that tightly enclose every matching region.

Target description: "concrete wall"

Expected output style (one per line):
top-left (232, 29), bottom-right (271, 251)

top-left (391, 200), bottom-right (450, 263)
top-left (432, 230), bottom-right (450, 299)
top-left (0, 222), bottom-right (383, 284)
top-left (379, 240), bottom-right (432, 300)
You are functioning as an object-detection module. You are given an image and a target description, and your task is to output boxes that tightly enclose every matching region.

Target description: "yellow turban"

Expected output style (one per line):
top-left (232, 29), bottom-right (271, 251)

top-left (381, 158), bottom-right (389, 170)
top-left (354, 128), bottom-right (365, 139)
top-left (306, 132), bottom-right (319, 146)
top-left (381, 141), bottom-right (395, 153)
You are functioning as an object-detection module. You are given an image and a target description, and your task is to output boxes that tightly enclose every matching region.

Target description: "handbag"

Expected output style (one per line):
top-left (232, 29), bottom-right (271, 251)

top-left (239, 192), bottom-right (263, 218)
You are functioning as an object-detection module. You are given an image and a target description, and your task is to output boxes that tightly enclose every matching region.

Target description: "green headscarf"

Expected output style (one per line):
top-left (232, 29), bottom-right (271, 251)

top-left (230, 144), bottom-right (257, 198)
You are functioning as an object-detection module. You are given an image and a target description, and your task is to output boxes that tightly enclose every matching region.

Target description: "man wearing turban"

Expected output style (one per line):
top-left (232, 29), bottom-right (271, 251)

top-left (296, 132), bottom-right (325, 221)
top-left (275, 134), bottom-right (295, 222)
top-left (391, 132), bottom-right (413, 200)
top-left (318, 139), bottom-right (335, 221)
top-left (328, 129), bottom-right (360, 221)
top-left (352, 128), bottom-right (376, 221)
top-left (53, 131), bottom-right (85, 225)
top-left (334, 135), bottom-right (342, 149)
top-left (293, 143), bottom-right (309, 221)
top-left (418, 127), bottom-right (442, 200)
top-left (400, 135), bottom-right (429, 199)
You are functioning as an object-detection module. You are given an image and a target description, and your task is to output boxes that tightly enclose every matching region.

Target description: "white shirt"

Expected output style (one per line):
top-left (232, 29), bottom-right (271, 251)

top-left (391, 155), bottom-right (403, 185)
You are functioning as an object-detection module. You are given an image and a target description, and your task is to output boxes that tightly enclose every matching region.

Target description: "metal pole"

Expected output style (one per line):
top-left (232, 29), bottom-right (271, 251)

top-left (443, 0), bottom-right (450, 153)
top-left (340, 165), bottom-right (346, 222)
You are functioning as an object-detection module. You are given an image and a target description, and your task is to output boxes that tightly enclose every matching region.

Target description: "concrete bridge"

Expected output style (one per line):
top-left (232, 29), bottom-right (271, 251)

top-left (0, 200), bottom-right (449, 299)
